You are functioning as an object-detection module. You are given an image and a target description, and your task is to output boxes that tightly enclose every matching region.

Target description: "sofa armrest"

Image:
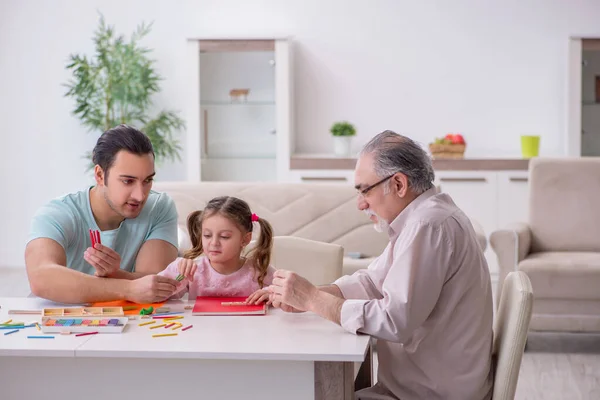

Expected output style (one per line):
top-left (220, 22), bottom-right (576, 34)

top-left (490, 223), bottom-right (532, 308)
top-left (490, 222), bottom-right (531, 305)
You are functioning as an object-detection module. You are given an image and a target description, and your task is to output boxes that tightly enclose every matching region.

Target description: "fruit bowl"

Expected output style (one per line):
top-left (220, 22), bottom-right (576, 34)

top-left (429, 134), bottom-right (466, 159)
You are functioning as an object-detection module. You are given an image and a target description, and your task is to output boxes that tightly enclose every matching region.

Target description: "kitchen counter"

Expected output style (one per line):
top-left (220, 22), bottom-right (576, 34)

top-left (290, 155), bottom-right (530, 171)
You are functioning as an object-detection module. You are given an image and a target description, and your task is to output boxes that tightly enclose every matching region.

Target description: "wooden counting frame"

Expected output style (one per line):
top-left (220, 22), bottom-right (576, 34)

top-left (42, 307), bottom-right (124, 318)
top-left (40, 316), bottom-right (129, 334)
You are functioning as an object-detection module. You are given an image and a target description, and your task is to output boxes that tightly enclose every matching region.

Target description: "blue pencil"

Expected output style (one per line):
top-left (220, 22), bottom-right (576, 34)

top-left (0, 326), bottom-right (24, 329)
top-left (27, 335), bottom-right (54, 339)
top-left (4, 329), bottom-right (19, 335)
top-left (151, 312), bottom-right (184, 317)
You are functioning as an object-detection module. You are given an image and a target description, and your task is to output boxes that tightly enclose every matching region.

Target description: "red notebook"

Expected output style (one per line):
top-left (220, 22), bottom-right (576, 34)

top-left (192, 296), bottom-right (267, 316)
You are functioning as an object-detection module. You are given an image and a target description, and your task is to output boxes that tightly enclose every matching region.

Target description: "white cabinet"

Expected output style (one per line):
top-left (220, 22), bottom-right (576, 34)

top-left (497, 171), bottom-right (529, 227)
top-left (286, 170), bottom-right (355, 184)
top-left (187, 39), bottom-right (292, 182)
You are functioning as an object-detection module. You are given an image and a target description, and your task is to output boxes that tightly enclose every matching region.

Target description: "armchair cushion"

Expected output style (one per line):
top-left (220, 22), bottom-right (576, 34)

top-left (529, 158), bottom-right (600, 252)
top-left (519, 252), bottom-right (600, 300)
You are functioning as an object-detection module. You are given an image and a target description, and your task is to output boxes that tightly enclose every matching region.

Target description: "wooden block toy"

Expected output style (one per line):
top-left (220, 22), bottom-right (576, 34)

top-left (40, 317), bottom-right (128, 334)
top-left (42, 307), bottom-right (124, 317)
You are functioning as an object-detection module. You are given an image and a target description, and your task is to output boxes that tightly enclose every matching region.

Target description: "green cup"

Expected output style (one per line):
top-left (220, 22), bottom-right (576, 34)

top-left (521, 135), bottom-right (540, 158)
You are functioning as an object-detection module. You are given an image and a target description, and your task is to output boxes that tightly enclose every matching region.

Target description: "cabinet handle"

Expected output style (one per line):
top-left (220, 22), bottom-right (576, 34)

top-left (439, 177), bottom-right (487, 183)
top-left (301, 177), bottom-right (347, 182)
top-left (509, 177), bottom-right (528, 182)
top-left (203, 109), bottom-right (209, 155)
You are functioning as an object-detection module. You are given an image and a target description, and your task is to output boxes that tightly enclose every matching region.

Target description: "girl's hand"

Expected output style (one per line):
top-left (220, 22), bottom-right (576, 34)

top-left (177, 258), bottom-right (197, 282)
top-left (245, 289), bottom-right (270, 305)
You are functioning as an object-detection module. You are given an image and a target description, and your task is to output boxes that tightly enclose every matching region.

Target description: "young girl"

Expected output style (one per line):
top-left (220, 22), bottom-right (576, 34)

top-left (159, 196), bottom-right (276, 304)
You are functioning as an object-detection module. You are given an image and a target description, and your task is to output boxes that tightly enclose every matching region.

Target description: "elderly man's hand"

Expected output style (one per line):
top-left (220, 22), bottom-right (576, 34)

top-left (268, 270), bottom-right (317, 312)
top-left (268, 294), bottom-right (305, 313)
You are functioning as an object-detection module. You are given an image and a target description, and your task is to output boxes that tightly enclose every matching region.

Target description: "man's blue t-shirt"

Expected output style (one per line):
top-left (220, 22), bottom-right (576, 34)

top-left (27, 188), bottom-right (178, 275)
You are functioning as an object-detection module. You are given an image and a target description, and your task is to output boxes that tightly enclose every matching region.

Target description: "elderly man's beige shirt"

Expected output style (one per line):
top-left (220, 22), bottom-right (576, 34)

top-left (334, 188), bottom-right (493, 400)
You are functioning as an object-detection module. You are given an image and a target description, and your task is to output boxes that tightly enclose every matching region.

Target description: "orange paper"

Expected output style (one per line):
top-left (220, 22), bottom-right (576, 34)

top-left (92, 300), bottom-right (165, 315)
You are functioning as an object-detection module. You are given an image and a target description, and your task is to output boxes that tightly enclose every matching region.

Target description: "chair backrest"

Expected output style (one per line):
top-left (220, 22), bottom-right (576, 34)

top-left (492, 271), bottom-right (534, 400)
top-left (529, 157), bottom-right (600, 252)
top-left (268, 236), bottom-right (344, 286)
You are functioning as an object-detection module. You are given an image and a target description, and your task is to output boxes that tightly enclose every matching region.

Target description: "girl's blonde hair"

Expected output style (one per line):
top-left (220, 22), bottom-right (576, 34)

top-left (183, 196), bottom-right (273, 288)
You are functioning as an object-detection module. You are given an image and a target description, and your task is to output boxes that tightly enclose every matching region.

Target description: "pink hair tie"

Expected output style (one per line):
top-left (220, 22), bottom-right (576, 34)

top-left (251, 213), bottom-right (260, 222)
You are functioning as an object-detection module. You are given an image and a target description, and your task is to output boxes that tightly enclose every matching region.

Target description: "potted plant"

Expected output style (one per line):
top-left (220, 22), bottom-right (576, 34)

top-left (330, 121), bottom-right (356, 157)
top-left (64, 15), bottom-right (184, 170)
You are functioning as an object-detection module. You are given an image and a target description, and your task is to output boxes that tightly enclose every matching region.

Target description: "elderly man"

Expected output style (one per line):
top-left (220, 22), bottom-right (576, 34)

top-left (269, 131), bottom-right (494, 400)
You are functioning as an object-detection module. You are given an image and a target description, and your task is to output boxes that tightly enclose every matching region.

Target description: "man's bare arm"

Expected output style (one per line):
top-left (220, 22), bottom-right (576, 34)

top-left (108, 239), bottom-right (178, 280)
top-left (308, 290), bottom-right (345, 325)
top-left (25, 238), bottom-right (131, 304)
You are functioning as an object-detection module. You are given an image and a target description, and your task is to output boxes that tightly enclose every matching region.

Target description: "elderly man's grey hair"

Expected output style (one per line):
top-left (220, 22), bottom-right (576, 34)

top-left (360, 130), bottom-right (435, 194)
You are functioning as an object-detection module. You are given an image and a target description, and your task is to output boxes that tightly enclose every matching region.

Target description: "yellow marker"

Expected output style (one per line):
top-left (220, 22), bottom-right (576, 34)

top-left (150, 323), bottom-right (166, 329)
top-left (138, 321), bottom-right (156, 327)
top-left (152, 333), bottom-right (178, 338)
top-left (2, 319), bottom-right (12, 325)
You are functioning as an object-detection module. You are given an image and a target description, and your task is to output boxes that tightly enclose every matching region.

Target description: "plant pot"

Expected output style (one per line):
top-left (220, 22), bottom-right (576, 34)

top-left (333, 136), bottom-right (353, 157)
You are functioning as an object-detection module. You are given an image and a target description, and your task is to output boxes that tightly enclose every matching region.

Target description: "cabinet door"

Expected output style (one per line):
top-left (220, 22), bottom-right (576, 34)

top-left (497, 171), bottom-right (529, 228)
top-left (198, 39), bottom-right (284, 182)
top-left (436, 172), bottom-right (498, 274)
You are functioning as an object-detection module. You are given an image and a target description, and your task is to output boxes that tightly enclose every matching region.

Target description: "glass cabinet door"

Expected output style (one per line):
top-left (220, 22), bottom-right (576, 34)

top-left (199, 40), bottom-right (277, 162)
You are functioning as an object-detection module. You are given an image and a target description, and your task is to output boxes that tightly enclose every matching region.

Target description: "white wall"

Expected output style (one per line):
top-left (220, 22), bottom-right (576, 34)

top-left (3, 0), bottom-right (600, 267)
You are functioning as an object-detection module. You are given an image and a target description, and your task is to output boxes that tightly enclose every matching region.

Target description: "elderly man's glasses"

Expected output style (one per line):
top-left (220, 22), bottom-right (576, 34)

top-left (356, 174), bottom-right (396, 196)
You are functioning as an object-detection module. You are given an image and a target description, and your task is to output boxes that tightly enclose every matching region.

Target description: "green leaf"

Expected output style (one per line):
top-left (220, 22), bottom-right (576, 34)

top-left (64, 13), bottom-right (184, 166)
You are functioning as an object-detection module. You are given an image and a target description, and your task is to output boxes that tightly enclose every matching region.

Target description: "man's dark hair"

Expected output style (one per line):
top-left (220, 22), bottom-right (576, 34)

top-left (92, 124), bottom-right (155, 179)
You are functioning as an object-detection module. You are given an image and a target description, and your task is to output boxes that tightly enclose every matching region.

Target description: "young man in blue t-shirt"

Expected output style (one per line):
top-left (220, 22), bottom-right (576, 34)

top-left (25, 125), bottom-right (179, 304)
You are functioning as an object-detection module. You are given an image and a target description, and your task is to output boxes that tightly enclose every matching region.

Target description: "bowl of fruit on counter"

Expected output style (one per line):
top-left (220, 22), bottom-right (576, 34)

top-left (428, 133), bottom-right (466, 159)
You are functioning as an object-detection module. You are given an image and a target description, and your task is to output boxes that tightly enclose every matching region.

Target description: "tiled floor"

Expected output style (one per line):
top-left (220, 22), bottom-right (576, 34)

top-left (1, 267), bottom-right (599, 399)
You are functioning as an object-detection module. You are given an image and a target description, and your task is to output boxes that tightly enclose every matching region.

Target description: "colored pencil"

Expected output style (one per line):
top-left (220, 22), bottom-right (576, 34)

top-left (152, 333), bottom-right (177, 338)
top-left (182, 325), bottom-right (193, 331)
top-left (4, 329), bottom-right (19, 335)
top-left (138, 321), bottom-right (156, 326)
top-left (27, 335), bottom-right (54, 339)
top-left (75, 331), bottom-right (98, 337)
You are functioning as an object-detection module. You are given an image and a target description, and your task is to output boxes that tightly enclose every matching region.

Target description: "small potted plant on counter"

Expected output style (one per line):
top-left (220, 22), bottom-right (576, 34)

top-left (330, 121), bottom-right (356, 157)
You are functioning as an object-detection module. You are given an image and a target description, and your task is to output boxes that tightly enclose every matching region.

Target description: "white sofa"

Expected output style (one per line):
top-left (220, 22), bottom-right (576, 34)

top-left (153, 182), bottom-right (487, 276)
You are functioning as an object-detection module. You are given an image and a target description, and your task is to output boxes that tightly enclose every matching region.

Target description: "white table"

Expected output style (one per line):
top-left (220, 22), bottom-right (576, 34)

top-left (0, 297), bottom-right (371, 400)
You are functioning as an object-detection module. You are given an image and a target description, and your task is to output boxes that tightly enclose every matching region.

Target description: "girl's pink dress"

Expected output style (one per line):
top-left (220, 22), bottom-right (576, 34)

top-left (158, 256), bottom-right (276, 299)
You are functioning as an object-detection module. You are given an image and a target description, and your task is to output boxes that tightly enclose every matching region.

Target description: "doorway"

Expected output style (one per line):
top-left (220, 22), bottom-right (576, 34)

top-left (568, 38), bottom-right (600, 157)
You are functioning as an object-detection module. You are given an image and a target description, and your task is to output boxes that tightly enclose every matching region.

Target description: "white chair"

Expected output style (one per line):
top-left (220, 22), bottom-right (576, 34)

top-left (270, 236), bottom-right (344, 286)
top-left (492, 271), bottom-right (534, 400)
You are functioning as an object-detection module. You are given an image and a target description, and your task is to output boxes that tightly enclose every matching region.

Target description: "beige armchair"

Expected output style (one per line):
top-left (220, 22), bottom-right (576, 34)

top-left (490, 157), bottom-right (600, 332)
top-left (270, 236), bottom-right (344, 286)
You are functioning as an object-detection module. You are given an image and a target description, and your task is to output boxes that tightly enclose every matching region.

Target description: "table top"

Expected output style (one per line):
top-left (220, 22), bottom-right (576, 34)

top-left (0, 297), bottom-right (370, 362)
